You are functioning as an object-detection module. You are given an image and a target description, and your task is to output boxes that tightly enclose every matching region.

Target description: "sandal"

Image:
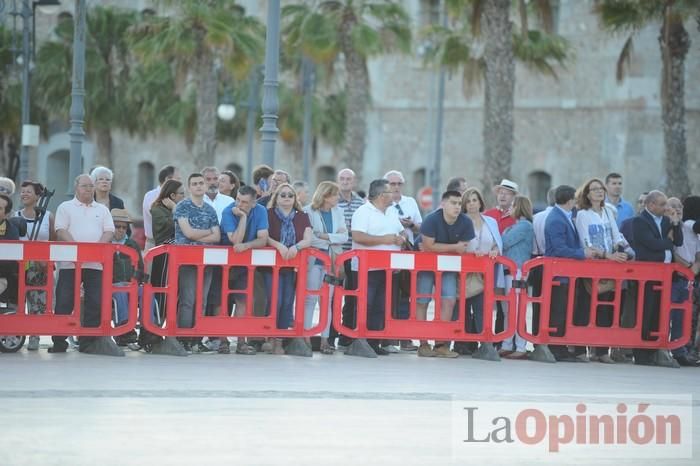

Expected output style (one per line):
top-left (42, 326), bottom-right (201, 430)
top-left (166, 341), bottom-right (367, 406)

top-left (235, 342), bottom-right (257, 355)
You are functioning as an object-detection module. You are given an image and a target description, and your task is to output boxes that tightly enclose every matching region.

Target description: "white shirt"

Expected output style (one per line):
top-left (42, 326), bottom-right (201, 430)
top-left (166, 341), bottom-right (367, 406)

top-left (204, 192), bottom-right (234, 223)
top-left (385, 195), bottom-right (422, 243)
top-left (675, 220), bottom-right (699, 264)
top-left (142, 186), bottom-right (160, 239)
top-left (15, 209), bottom-right (51, 241)
top-left (351, 201), bottom-right (404, 251)
top-left (575, 206), bottom-right (628, 253)
top-left (55, 198), bottom-right (115, 270)
top-left (532, 206), bottom-right (553, 255)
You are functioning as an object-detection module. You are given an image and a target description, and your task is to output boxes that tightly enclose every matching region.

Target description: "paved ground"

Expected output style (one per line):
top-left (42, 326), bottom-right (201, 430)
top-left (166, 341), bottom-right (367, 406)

top-left (1, 340), bottom-right (698, 466)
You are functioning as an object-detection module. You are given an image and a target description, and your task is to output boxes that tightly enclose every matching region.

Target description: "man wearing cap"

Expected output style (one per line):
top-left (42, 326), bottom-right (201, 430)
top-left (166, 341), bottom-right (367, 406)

top-left (484, 179), bottom-right (518, 234)
top-left (50, 174), bottom-right (115, 353)
top-left (110, 209), bottom-right (144, 346)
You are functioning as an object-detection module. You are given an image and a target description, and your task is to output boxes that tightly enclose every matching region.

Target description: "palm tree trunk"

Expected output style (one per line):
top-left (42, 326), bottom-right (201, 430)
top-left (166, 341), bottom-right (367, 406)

top-left (339, 9), bottom-right (369, 184)
top-left (481, 0), bottom-right (515, 199)
top-left (95, 127), bottom-right (113, 169)
top-left (193, 52), bottom-right (218, 170)
top-left (659, 15), bottom-right (690, 198)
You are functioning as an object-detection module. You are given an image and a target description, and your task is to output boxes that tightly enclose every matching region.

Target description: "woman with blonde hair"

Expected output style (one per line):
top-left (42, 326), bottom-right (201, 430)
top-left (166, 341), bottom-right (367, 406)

top-left (500, 195), bottom-right (534, 359)
top-left (265, 183), bottom-right (313, 354)
top-left (303, 181), bottom-right (348, 354)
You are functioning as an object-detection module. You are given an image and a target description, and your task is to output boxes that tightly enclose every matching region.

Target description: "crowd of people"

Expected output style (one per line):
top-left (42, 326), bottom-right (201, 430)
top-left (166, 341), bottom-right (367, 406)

top-left (0, 165), bottom-right (698, 367)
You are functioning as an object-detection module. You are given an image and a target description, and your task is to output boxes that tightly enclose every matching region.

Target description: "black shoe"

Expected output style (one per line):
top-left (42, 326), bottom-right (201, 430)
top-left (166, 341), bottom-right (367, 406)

top-left (48, 344), bottom-right (68, 353)
top-left (634, 358), bottom-right (656, 366)
top-left (673, 355), bottom-right (697, 367)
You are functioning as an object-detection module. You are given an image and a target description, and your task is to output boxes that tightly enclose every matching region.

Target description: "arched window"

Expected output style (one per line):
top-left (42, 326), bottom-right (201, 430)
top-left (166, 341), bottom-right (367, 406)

top-left (138, 162), bottom-right (155, 204)
top-left (316, 165), bottom-right (335, 183)
top-left (527, 171), bottom-right (552, 211)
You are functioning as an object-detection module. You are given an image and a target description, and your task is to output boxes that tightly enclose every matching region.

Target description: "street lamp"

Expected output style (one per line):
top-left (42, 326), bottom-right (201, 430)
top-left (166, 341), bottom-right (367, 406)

top-left (10, 0), bottom-right (61, 183)
top-left (216, 87), bottom-right (236, 121)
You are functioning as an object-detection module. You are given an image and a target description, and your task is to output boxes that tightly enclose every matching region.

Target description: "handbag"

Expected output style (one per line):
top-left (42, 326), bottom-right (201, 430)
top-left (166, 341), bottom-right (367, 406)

top-left (465, 273), bottom-right (484, 298)
top-left (320, 211), bottom-right (346, 281)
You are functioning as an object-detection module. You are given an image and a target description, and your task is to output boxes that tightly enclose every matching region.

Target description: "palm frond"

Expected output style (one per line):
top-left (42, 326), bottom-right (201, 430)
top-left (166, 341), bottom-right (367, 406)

top-left (616, 35), bottom-right (634, 82)
top-left (512, 30), bottom-right (570, 79)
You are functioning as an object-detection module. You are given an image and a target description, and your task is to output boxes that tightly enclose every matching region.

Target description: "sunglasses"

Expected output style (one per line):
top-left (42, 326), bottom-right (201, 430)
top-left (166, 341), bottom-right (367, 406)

top-left (394, 204), bottom-right (405, 216)
top-left (278, 192), bottom-right (295, 199)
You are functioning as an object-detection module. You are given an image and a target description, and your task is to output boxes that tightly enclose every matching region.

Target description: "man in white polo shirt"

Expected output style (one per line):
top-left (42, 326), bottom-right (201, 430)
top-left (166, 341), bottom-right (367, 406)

top-left (50, 174), bottom-right (115, 353)
top-left (351, 179), bottom-right (406, 356)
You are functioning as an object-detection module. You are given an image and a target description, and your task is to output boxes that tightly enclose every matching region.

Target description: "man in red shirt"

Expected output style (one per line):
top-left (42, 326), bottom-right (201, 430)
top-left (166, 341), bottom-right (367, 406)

top-left (484, 179), bottom-right (518, 233)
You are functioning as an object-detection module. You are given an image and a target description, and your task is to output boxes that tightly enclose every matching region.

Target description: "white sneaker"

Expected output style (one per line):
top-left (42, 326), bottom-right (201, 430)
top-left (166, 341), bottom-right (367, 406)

top-left (381, 345), bottom-right (400, 353)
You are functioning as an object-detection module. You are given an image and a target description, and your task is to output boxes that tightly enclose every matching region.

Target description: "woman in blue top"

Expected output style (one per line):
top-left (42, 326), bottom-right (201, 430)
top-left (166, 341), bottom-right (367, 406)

top-left (500, 195), bottom-right (534, 359)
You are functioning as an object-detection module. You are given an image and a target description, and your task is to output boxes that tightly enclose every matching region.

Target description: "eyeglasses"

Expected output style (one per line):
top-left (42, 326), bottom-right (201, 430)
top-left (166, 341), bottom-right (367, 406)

top-left (0, 187), bottom-right (11, 194)
top-left (78, 184), bottom-right (95, 189)
top-left (278, 192), bottom-right (295, 199)
top-left (589, 187), bottom-right (605, 192)
top-left (382, 191), bottom-right (392, 195)
top-left (96, 177), bottom-right (112, 182)
top-left (389, 182), bottom-right (403, 187)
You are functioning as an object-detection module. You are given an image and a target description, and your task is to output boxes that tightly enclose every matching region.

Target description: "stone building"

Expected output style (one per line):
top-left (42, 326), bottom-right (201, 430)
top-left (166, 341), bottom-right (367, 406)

top-left (21, 0), bottom-right (700, 216)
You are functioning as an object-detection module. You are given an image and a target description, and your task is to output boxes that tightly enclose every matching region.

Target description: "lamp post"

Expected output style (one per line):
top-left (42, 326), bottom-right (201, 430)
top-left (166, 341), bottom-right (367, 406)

top-left (301, 56), bottom-right (315, 183)
top-left (244, 65), bottom-right (262, 184)
top-left (11, 0), bottom-right (60, 183)
top-left (260, 0), bottom-right (280, 168)
top-left (68, 0), bottom-right (85, 191)
top-left (431, 0), bottom-right (447, 210)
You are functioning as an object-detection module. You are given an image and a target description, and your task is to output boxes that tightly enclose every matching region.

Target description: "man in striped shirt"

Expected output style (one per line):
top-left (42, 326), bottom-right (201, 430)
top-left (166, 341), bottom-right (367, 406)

top-left (334, 168), bottom-right (365, 348)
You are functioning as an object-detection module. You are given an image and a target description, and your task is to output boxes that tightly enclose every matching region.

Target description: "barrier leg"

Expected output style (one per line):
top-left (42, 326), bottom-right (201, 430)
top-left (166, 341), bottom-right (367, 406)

top-left (150, 336), bottom-right (189, 357)
top-left (80, 337), bottom-right (125, 357)
top-left (285, 337), bottom-right (312, 357)
top-left (528, 344), bottom-right (557, 363)
top-left (472, 343), bottom-right (500, 362)
top-left (344, 338), bottom-right (378, 358)
top-left (654, 350), bottom-right (680, 369)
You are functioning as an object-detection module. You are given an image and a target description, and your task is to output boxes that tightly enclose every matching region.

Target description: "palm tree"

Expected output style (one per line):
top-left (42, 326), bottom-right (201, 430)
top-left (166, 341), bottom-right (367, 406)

top-left (424, 0), bottom-right (569, 196)
top-left (595, 0), bottom-right (695, 198)
top-left (0, 25), bottom-right (20, 178)
top-left (32, 7), bottom-right (142, 169)
top-left (283, 1), bottom-right (411, 179)
top-left (129, 0), bottom-right (264, 169)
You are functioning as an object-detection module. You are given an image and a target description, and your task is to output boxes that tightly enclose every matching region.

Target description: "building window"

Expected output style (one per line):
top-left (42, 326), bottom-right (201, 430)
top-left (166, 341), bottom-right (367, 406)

top-left (316, 165), bottom-right (335, 183)
top-left (527, 170), bottom-right (552, 211)
top-left (419, 0), bottom-right (440, 27)
top-left (138, 162), bottom-right (155, 203)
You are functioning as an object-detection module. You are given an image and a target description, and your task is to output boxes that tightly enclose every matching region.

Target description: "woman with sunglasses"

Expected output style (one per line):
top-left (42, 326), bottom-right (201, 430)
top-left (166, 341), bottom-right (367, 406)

top-left (265, 183), bottom-right (312, 354)
top-left (15, 181), bottom-right (54, 350)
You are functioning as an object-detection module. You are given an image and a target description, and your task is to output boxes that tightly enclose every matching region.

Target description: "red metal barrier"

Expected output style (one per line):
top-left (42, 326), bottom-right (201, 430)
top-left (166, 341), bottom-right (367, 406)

top-left (518, 257), bottom-right (694, 350)
top-left (332, 249), bottom-right (518, 342)
top-left (140, 245), bottom-right (331, 338)
top-left (0, 240), bottom-right (140, 335)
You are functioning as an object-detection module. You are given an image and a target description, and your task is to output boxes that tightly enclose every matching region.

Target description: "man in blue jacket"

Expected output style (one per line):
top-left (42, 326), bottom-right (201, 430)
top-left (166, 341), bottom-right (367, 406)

top-left (544, 185), bottom-right (597, 362)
